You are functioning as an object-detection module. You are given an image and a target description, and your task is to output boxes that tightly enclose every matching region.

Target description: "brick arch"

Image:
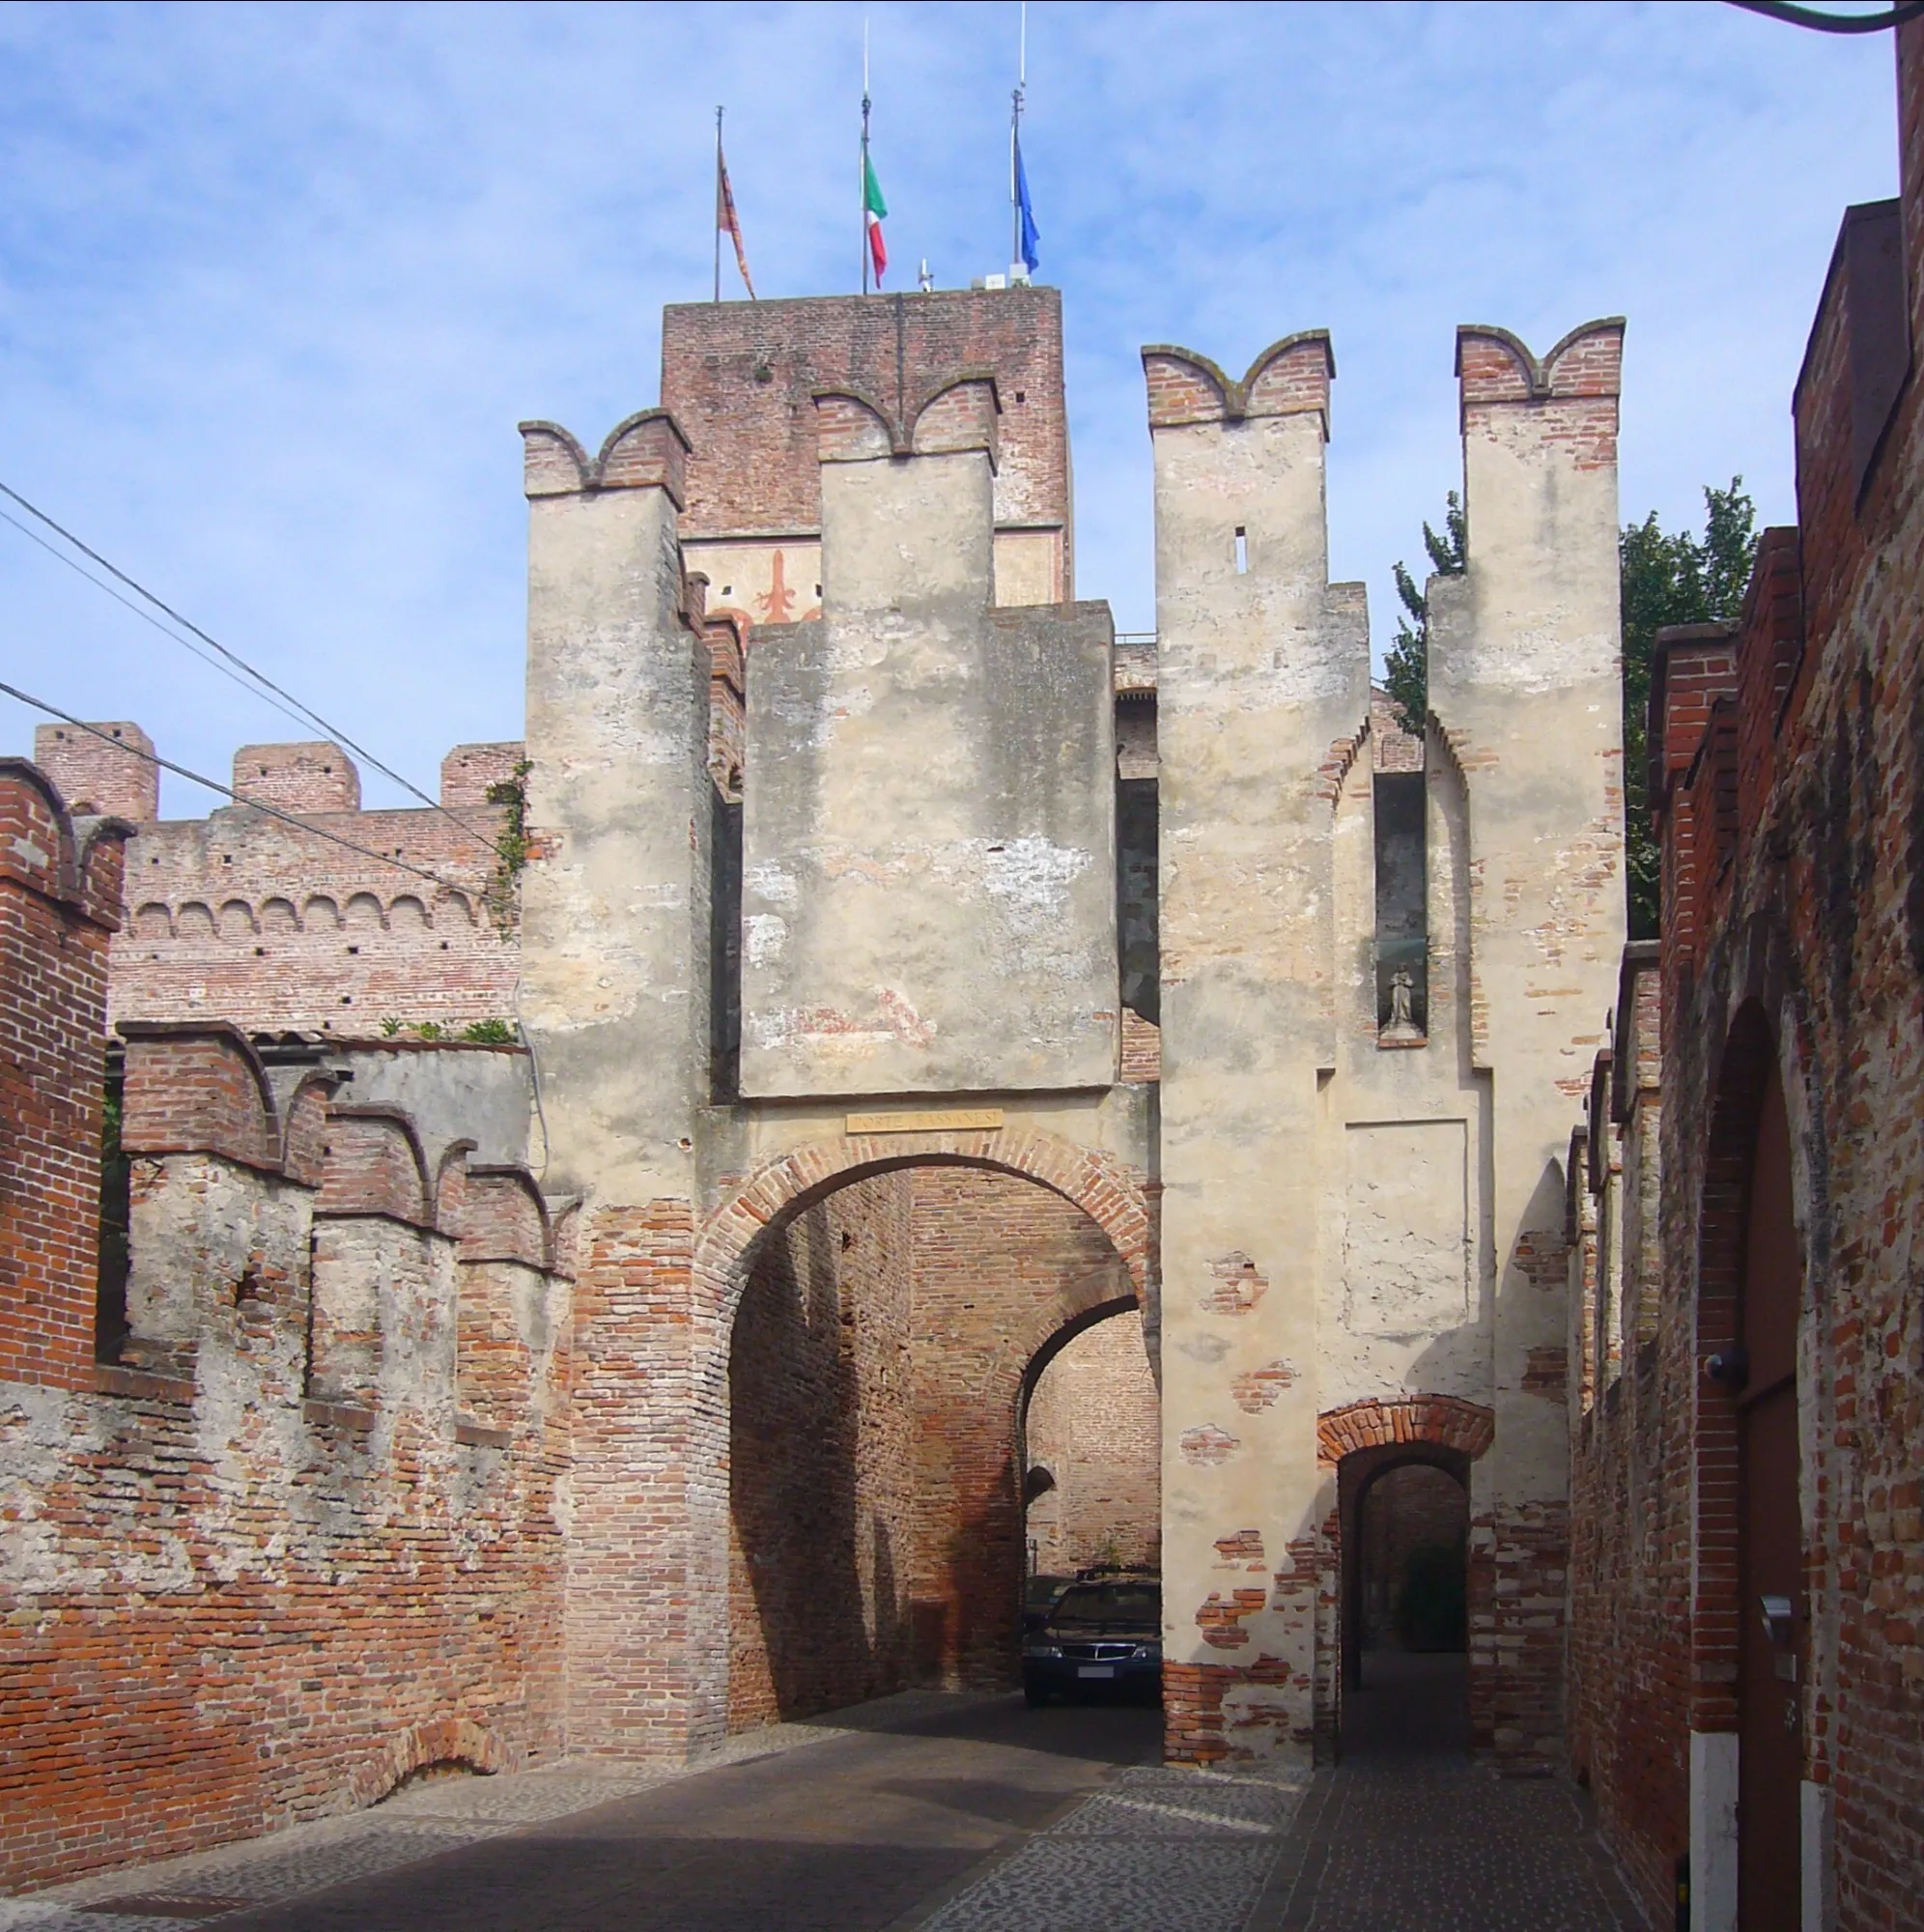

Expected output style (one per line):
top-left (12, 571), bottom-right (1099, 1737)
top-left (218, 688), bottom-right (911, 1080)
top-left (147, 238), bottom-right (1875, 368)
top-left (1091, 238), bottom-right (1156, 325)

top-left (1316, 1395), bottom-right (1495, 1469)
top-left (695, 1128), bottom-right (1150, 1729)
top-left (349, 1715), bottom-right (505, 1808)
top-left (693, 1125), bottom-right (1150, 1324)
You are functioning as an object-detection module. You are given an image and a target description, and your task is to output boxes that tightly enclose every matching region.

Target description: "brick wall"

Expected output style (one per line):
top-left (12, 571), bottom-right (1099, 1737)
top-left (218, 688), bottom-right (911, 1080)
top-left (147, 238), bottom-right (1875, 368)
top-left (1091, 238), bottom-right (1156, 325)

top-left (661, 289), bottom-right (1070, 545)
top-left (907, 1168), bottom-right (1136, 1690)
top-left (1566, 31), bottom-right (1924, 1924)
top-left (106, 736), bottom-right (517, 1037)
top-left (1022, 1306), bottom-right (1160, 1577)
top-left (0, 761), bottom-right (128, 1391)
top-left (32, 722), bottom-right (158, 821)
top-left (0, 866), bottom-right (571, 1894)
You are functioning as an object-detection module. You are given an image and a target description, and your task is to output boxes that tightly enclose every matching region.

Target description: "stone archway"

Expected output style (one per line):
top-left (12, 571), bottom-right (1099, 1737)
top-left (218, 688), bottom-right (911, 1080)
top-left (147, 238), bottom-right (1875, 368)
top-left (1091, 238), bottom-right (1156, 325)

top-left (699, 1127), bottom-right (1152, 1736)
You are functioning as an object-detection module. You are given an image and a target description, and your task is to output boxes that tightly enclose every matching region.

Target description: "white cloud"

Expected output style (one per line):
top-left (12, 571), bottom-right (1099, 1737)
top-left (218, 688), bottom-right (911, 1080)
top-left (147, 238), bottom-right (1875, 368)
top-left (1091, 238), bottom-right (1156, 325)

top-left (0, 0), bottom-right (1898, 810)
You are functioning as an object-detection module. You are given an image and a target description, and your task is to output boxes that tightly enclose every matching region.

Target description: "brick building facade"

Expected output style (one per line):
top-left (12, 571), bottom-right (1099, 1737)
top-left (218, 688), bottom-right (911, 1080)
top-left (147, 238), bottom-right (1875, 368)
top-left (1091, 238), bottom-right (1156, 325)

top-left (1564, 27), bottom-right (1924, 1931)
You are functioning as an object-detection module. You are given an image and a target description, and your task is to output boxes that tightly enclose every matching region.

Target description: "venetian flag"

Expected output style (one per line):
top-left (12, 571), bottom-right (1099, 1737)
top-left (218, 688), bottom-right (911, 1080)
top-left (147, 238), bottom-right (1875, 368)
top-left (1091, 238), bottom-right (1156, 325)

top-left (863, 149), bottom-right (889, 283)
top-left (717, 142), bottom-right (756, 298)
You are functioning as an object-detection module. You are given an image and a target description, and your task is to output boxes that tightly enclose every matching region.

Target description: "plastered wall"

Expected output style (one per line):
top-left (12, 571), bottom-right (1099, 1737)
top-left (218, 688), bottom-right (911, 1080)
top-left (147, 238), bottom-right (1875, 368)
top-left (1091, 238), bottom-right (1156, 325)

top-left (740, 384), bottom-right (1117, 1098)
top-left (1147, 319), bottom-right (1622, 1770)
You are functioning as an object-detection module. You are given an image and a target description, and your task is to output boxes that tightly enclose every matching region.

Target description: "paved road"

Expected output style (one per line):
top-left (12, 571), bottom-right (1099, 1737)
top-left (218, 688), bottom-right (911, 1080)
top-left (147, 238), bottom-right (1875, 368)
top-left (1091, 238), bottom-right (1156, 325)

top-left (229, 1697), bottom-right (1161, 1932)
top-left (8, 1693), bottom-right (1190, 1932)
top-left (9, 1665), bottom-right (1650, 1932)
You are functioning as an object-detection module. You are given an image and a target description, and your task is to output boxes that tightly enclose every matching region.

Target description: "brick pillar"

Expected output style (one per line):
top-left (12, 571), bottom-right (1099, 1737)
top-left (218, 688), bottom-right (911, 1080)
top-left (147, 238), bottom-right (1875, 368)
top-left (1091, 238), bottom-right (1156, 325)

top-left (1429, 321), bottom-right (1629, 1763)
top-left (0, 761), bottom-right (128, 1388)
top-left (516, 409), bottom-right (725, 1757)
top-left (1144, 330), bottom-right (1369, 1768)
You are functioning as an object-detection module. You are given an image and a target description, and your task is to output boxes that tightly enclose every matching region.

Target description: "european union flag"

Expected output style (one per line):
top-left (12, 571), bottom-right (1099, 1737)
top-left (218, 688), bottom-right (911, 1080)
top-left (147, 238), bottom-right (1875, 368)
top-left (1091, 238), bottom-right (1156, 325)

top-left (1015, 139), bottom-right (1040, 274)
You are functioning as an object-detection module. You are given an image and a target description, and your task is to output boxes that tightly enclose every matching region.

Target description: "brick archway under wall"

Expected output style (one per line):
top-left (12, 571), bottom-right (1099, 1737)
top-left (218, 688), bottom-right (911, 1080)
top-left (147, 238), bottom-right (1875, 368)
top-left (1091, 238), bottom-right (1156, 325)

top-left (680, 1124), bottom-right (1153, 1748)
top-left (1316, 1395), bottom-right (1496, 1469)
top-left (693, 1125), bottom-right (1152, 1321)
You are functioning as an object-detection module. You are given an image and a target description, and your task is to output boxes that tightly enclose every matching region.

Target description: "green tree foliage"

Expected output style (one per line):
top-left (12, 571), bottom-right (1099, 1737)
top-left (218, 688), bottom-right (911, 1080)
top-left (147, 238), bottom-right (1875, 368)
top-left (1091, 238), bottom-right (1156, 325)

top-left (1382, 491), bottom-right (1467, 732)
top-left (1619, 478), bottom-right (1757, 938)
top-left (1385, 478), bottom-right (1758, 940)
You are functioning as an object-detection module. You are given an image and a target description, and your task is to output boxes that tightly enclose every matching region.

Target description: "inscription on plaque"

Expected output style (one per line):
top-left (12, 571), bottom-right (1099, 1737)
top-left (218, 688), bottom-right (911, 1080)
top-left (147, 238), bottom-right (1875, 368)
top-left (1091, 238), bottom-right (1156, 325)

top-left (845, 1107), bottom-right (1005, 1135)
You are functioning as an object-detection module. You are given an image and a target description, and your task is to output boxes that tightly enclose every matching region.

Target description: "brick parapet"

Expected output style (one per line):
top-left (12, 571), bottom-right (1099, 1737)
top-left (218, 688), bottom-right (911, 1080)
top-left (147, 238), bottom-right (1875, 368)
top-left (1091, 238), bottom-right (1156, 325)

top-left (1455, 320), bottom-right (1623, 472)
top-left (105, 741), bottom-right (514, 1035)
top-left (233, 742), bottom-right (360, 814)
top-left (519, 409), bottom-right (691, 507)
top-left (1, 1014), bottom-right (569, 1891)
top-left (1141, 331), bottom-right (1334, 435)
top-left (33, 721), bottom-right (159, 823)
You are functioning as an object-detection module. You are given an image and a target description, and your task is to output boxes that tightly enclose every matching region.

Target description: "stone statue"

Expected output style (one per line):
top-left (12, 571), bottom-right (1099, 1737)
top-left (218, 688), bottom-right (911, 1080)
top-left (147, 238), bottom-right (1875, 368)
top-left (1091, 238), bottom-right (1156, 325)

top-left (1389, 967), bottom-right (1415, 1030)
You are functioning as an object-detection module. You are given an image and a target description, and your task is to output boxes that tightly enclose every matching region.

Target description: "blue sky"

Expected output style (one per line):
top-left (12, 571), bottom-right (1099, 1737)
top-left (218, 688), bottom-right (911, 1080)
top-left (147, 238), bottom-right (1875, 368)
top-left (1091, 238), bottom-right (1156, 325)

top-left (0, 1), bottom-right (1901, 812)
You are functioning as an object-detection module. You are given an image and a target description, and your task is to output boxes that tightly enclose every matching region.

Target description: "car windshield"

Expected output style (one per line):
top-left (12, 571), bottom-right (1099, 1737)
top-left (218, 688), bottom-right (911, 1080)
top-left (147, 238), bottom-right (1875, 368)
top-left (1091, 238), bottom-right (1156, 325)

top-left (1050, 1584), bottom-right (1159, 1629)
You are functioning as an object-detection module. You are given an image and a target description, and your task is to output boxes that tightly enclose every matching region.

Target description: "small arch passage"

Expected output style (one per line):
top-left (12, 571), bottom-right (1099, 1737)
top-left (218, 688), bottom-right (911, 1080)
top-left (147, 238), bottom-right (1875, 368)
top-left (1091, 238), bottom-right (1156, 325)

top-left (1337, 1443), bottom-right (1470, 1756)
top-left (1019, 1301), bottom-right (1158, 1589)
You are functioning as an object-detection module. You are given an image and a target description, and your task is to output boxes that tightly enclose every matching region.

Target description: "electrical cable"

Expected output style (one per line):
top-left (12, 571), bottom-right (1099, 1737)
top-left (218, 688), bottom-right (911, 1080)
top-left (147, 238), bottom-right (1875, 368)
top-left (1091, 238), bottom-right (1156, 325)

top-left (0, 479), bottom-right (497, 855)
top-left (0, 677), bottom-right (481, 896)
top-left (1729, 1), bottom-right (1924, 31)
top-left (0, 505), bottom-right (335, 748)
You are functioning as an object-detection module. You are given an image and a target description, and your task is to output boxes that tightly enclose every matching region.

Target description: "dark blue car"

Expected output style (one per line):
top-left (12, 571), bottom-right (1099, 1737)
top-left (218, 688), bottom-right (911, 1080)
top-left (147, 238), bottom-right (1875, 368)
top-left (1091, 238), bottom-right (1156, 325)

top-left (1021, 1577), bottom-right (1161, 1706)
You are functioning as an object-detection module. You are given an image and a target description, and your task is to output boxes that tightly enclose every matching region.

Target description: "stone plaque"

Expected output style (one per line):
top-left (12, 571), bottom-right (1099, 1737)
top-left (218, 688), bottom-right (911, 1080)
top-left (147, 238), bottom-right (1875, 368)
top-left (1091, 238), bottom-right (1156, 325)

top-left (845, 1108), bottom-right (1005, 1135)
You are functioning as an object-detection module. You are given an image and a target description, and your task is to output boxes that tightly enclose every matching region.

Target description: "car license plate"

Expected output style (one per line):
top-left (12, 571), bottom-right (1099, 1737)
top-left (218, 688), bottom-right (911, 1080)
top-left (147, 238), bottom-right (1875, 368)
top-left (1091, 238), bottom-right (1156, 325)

top-left (1077, 1664), bottom-right (1116, 1679)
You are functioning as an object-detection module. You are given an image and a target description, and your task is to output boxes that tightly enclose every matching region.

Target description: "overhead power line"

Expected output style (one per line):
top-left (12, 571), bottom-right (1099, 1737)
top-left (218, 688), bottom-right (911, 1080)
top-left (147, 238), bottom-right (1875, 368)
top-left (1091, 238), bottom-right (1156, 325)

top-left (0, 677), bottom-right (480, 897)
top-left (0, 503), bottom-right (332, 746)
top-left (1729, 1), bottom-right (1924, 31)
top-left (0, 479), bottom-right (497, 855)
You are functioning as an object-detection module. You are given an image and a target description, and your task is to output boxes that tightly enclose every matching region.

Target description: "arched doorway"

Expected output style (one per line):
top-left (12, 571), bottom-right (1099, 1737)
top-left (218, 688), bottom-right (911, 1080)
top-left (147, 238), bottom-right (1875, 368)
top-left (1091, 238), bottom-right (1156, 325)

top-left (1317, 1396), bottom-right (1493, 1756)
top-left (1341, 1453), bottom-right (1469, 1753)
top-left (715, 1135), bottom-right (1147, 1732)
top-left (1696, 1009), bottom-right (1803, 1930)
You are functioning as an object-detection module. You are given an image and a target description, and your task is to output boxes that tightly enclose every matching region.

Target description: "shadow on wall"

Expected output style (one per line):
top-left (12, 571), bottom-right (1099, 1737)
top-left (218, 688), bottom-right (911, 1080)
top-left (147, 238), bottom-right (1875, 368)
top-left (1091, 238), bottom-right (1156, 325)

top-left (728, 1182), bottom-right (915, 1730)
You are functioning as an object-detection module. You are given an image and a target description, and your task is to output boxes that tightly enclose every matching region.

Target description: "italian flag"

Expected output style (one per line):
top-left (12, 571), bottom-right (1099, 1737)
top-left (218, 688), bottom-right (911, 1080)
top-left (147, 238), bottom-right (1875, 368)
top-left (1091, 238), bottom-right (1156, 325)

top-left (863, 150), bottom-right (889, 284)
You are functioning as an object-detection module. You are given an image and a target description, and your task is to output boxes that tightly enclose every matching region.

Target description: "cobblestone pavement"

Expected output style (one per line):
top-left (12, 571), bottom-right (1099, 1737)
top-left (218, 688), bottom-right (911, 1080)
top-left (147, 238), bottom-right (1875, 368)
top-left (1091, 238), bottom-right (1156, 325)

top-left (5, 1690), bottom-right (1295, 1932)
top-left (1245, 1653), bottom-right (1649, 1932)
top-left (6, 1665), bottom-right (1648, 1932)
top-left (916, 1759), bottom-right (1306, 1932)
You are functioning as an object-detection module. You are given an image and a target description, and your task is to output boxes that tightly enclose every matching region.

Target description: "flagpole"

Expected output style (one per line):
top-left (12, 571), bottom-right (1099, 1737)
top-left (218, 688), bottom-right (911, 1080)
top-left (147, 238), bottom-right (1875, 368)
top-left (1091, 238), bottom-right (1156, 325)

top-left (862, 18), bottom-right (872, 296)
top-left (714, 106), bottom-right (723, 304)
top-left (1010, 3), bottom-right (1025, 272)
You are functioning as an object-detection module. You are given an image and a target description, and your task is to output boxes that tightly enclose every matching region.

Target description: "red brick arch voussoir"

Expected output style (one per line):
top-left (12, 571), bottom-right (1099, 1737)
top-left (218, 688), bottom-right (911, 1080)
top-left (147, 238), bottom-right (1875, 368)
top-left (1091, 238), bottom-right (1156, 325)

top-left (1316, 1395), bottom-right (1495, 1469)
top-left (693, 1125), bottom-right (1151, 1321)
